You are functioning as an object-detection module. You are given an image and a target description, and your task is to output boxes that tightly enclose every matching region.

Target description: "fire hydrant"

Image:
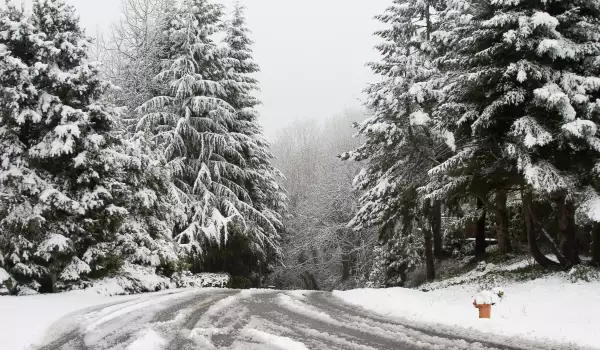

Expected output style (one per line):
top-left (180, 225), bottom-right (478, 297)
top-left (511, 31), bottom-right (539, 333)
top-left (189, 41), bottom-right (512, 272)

top-left (473, 300), bottom-right (491, 319)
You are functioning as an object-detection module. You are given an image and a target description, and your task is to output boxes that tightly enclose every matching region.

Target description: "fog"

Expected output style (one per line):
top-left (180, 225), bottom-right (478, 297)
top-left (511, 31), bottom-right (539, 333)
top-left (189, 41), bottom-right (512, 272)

top-left (16, 0), bottom-right (387, 137)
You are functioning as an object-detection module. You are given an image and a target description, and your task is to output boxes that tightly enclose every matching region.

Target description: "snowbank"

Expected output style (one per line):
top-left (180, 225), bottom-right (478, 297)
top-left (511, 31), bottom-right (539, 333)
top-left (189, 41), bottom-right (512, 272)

top-left (0, 290), bottom-right (132, 350)
top-left (0, 268), bottom-right (230, 350)
top-left (334, 275), bottom-right (600, 349)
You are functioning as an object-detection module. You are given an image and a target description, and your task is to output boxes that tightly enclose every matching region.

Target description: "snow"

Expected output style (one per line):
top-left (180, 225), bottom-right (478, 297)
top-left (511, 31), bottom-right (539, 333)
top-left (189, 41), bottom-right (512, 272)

top-left (276, 293), bottom-right (334, 322)
top-left (409, 110), bottom-right (431, 126)
top-left (0, 267), bottom-right (10, 283)
top-left (334, 274), bottom-right (600, 349)
top-left (530, 12), bottom-right (559, 30)
top-left (242, 329), bottom-right (309, 350)
top-left (0, 289), bottom-right (130, 350)
top-left (127, 329), bottom-right (168, 350)
top-left (473, 290), bottom-right (495, 305)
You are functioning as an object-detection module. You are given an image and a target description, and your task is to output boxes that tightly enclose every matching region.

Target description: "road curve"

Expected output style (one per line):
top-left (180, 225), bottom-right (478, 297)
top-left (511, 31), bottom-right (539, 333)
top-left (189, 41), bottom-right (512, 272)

top-left (35, 289), bottom-right (529, 350)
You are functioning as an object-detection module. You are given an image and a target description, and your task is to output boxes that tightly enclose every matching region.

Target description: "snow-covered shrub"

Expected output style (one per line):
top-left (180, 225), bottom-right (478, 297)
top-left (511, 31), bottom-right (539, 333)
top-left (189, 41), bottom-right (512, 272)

top-left (87, 263), bottom-right (175, 296)
top-left (171, 271), bottom-right (230, 288)
top-left (0, 267), bottom-right (13, 295)
top-left (567, 266), bottom-right (600, 283)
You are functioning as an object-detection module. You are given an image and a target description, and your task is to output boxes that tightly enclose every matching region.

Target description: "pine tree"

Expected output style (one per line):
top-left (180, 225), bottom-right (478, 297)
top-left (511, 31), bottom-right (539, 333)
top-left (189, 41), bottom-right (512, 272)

top-left (137, 0), bottom-right (283, 275)
top-left (211, 3), bottom-right (286, 280)
top-left (344, 0), bottom-right (450, 284)
top-left (430, 0), bottom-right (600, 265)
top-left (0, 0), bottom-right (178, 294)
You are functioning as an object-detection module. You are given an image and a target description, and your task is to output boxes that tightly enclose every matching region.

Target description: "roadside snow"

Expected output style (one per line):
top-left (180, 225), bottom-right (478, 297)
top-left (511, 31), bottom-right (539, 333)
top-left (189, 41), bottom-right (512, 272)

top-left (127, 329), bottom-right (167, 350)
top-left (0, 290), bottom-right (131, 350)
top-left (334, 275), bottom-right (600, 349)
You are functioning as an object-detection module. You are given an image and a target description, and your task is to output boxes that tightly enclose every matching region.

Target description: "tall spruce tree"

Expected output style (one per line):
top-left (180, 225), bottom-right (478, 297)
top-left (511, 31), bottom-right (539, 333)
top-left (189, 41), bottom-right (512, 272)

top-left (430, 0), bottom-right (600, 265)
top-left (0, 0), bottom-right (178, 294)
top-left (137, 0), bottom-right (283, 276)
top-left (344, 0), bottom-right (451, 284)
top-left (209, 3), bottom-right (286, 280)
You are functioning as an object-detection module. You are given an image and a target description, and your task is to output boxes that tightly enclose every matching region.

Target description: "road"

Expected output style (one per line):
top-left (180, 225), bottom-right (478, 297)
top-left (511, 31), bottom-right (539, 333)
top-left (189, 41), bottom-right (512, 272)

top-left (35, 289), bottom-right (524, 350)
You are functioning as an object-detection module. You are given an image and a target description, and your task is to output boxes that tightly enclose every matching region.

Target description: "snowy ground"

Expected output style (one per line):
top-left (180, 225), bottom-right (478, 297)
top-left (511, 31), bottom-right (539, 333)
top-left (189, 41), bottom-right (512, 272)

top-left (0, 289), bottom-right (131, 350)
top-left (334, 264), bottom-right (600, 350)
top-left (3, 288), bottom-right (536, 350)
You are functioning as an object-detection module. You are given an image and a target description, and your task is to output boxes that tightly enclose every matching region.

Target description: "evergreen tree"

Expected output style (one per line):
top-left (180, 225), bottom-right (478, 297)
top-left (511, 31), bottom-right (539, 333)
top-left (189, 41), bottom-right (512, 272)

top-left (0, 0), bottom-right (178, 294)
top-left (209, 3), bottom-right (286, 280)
top-left (430, 0), bottom-right (600, 265)
top-left (137, 0), bottom-right (283, 276)
top-left (344, 0), bottom-right (450, 284)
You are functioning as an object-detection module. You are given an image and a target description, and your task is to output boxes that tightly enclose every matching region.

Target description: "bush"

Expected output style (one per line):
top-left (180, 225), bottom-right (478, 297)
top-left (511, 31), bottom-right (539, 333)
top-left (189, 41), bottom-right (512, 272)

top-left (171, 271), bottom-right (230, 288)
top-left (568, 265), bottom-right (600, 283)
top-left (0, 267), bottom-right (13, 295)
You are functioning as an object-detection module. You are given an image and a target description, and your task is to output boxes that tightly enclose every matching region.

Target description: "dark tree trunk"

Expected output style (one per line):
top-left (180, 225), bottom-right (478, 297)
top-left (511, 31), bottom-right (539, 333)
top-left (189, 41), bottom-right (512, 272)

top-left (301, 272), bottom-right (319, 290)
top-left (592, 223), bottom-right (600, 266)
top-left (475, 198), bottom-right (487, 260)
top-left (557, 197), bottom-right (580, 265)
top-left (495, 190), bottom-right (512, 254)
top-left (432, 200), bottom-right (443, 259)
top-left (424, 200), bottom-right (435, 281)
top-left (341, 253), bottom-right (350, 281)
top-left (522, 190), bottom-right (558, 268)
top-left (528, 200), bottom-right (571, 268)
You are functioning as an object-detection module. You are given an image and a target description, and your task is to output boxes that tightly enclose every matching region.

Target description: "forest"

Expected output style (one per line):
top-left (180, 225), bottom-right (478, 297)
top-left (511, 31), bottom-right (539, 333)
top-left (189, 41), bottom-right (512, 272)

top-left (1, 0), bottom-right (600, 296)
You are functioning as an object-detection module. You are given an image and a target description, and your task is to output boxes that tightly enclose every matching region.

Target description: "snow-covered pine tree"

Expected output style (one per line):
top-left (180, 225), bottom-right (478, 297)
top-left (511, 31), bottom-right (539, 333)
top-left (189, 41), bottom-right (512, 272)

top-left (343, 0), bottom-right (450, 285)
top-left (0, 0), bottom-right (178, 294)
top-left (216, 3), bottom-right (286, 281)
top-left (429, 0), bottom-right (600, 265)
top-left (137, 0), bottom-right (283, 277)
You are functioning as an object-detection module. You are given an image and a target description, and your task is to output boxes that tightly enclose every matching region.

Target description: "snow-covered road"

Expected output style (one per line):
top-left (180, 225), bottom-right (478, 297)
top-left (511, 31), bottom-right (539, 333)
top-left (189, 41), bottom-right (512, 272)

top-left (35, 289), bottom-right (526, 350)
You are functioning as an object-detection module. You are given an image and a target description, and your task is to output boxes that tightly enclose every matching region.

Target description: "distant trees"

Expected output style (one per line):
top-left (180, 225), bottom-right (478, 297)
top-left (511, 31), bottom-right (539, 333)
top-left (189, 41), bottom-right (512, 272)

top-left (348, 0), bottom-right (600, 285)
top-left (271, 112), bottom-right (376, 290)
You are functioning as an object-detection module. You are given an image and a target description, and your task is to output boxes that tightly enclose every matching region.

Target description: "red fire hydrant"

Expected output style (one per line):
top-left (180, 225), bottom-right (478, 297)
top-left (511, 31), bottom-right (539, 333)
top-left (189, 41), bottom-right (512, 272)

top-left (473, 300), bottom-right (491, 319)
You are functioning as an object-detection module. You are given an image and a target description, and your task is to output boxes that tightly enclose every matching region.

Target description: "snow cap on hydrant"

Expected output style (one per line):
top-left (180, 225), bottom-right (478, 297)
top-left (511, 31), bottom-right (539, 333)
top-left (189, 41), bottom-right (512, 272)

top-left (473, 288), bottom-right (505, 319)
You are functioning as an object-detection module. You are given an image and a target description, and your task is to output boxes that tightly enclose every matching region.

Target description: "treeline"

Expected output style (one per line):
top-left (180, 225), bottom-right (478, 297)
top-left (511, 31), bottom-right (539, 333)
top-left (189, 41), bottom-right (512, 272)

top-left (0, 0), bottom-right (285, 294)
top-left (344, 0), bottom-right (600, 286)
top-left (270, 112), bottom-right (377, 290)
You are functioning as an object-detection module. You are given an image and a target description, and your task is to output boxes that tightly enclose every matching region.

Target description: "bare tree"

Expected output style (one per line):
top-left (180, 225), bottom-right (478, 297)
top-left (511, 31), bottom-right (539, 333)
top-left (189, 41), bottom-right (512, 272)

top-left (99, 0), bottom-right (170, 120)
top-left (270, 111), bottom-right (377, 290)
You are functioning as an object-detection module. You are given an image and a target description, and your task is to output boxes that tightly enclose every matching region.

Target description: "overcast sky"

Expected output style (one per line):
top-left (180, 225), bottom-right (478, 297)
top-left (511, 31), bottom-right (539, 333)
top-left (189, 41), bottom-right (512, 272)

top-left (18, 0), bottom-right (388, 137)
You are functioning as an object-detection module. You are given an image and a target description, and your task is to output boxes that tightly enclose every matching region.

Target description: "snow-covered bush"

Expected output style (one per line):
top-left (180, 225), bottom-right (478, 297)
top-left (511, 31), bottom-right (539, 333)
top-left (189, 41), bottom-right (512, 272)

top-left (0, 267), bottom-right (12, 295)
top-left (86, 263), bottom-right (175, 296)
top-left (567, 266), bottom-right (600, 283)
top-left (171, 271), bottom-right (230, 288)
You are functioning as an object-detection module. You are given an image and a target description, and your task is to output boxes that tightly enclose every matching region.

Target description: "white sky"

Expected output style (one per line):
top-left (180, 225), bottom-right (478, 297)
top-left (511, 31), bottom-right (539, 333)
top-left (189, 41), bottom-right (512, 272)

top-left (15, 0), bottom-right (388, 137)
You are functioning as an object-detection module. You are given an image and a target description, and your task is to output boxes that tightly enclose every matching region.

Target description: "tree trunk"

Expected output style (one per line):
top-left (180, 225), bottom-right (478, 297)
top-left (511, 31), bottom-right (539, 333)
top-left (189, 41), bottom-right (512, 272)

top-left (592, 223), bottom-right (600, 266)
top-left (432, 200), bottom-right (443, 259)
top-left (557, 197), bottom-right (580, 265)
top-left (424, 200), bottom-right (435, 281)
top-left (528, 201), bottom-right (571, 268)
top-left (522, 190), bottom-right (558, 268)
top-left (475, 198), bottom-right (487, 260)
top-left (495, 190), bottom-right (512, 254)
